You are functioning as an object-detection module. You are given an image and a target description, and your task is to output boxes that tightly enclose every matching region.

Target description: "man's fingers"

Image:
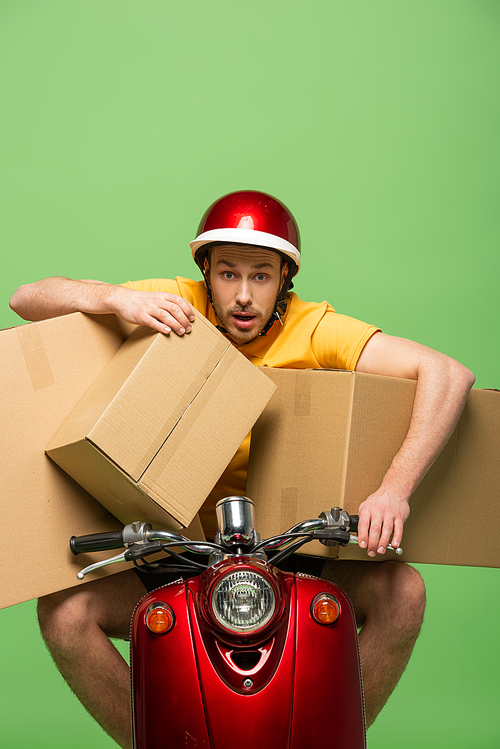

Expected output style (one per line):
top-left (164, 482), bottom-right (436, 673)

top-left (114, 289), bottom-right (195, 334)
top-left (357, 511), bottom-right (397, 556)
top-left (143, 315), bottom-right (172, 335)
top-left (159, 297), bottom-right (195, 335)
top-left (356, 515), bottom-right (370, 549)
top-left (139, 296), bottom-right (195, 336)
top-left (367, 517), bottom-right (383, 557)
top-left (391, 518), bottom-right (404, 550)
top-left (156, 308), bottom-right (190, 334)
top-left (162, 294), bottom-right (194, 321)
top-left (360, 515), bottom-right (404, 556)
top-left (356, 511), bottom-right (383, 555)
top-left (172, 296), bottom-right (195, 323)
top-left (376, 520), bottom-right (396, 555)
top-left (357, 494), bottom-right (409, 556)
top-left (163, 296), bottom-right (194, 319)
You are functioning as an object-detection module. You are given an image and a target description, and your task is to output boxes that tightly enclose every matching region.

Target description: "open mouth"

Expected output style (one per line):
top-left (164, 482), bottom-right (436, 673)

top-left (232, 313), bottom-right (257, 329)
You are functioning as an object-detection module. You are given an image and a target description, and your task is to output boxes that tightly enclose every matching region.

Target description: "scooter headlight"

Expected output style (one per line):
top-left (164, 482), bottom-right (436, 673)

top-left (211, 570), bottom-right (276, 633)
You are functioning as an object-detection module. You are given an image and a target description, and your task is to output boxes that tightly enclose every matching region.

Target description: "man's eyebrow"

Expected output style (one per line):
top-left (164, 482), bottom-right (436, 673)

top-left (215, 258), bottom-right (237, 267)
top-left (215, 259), bottom-right (274, 269)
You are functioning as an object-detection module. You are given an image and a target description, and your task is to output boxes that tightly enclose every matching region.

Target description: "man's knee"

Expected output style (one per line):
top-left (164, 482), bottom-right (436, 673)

top-left (38, 587), bottom-right (97, 653)
top-left (369, 562), bottom-right (426, 639)
top-left (37, 571), bottom-right (145, 651)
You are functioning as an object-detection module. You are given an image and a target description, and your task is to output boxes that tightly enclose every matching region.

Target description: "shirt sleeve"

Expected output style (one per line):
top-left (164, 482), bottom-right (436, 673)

top-left (311, 308), bottom-right (380, 371)
top-left (121, 278), bottom-right (181, 293)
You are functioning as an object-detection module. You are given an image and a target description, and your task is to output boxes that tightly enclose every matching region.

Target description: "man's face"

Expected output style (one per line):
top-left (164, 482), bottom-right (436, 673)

top-left (205, 244), bottom-right (288, 345)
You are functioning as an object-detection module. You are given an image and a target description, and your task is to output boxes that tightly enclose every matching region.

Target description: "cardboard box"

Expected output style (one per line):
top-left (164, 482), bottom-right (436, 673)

top-left (0, 312), bottom-right (206, 610)
top-left (46, 311), bottom-right (277, 530)
top-left (246, 368), bottom-right (500, 568)
top-left (0, 313), bottom-right (132, 610)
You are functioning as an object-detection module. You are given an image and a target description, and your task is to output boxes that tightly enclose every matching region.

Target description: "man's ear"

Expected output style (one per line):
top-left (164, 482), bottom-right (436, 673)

top-left (202, 256), bottom-right (210, 287)
top-left (280, 261), bottom-right (289, 290)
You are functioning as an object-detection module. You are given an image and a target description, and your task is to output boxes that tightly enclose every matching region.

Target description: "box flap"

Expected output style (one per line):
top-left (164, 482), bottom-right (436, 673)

top-left (140, 346), bottom-right (277, 527)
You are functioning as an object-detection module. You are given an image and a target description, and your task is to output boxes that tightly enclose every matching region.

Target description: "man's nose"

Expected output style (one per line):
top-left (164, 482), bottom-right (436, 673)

top-left (235, 279), bottom-right (252, 307)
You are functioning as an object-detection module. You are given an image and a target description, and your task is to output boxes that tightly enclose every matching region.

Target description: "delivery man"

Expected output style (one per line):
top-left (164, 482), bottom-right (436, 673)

top-left (10, 190), bottom-right (474, 749)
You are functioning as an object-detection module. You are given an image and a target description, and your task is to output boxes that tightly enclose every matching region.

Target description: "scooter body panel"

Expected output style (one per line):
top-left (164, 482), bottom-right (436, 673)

top-left (187, 570), bottom-right (296, 749)
top-left (131, 566), bottom-right (366, 749)
top-left (131, 581), bottom-right (212, 748)
top-left (291, 574), bottom-right (366, 748)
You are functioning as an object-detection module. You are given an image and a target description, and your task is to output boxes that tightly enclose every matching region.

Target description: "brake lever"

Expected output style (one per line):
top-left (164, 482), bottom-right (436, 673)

top-left (77, 550), bottom-right (128, 580)
top-left (76, 541), bottom-right (164, 580)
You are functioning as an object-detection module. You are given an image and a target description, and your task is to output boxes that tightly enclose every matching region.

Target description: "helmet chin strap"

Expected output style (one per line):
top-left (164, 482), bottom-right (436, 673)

top-left (202, 271), bottom-right (227, 335)
top-left (257, 267), bottom-right (294, 336)
top-left (202, 269), bottom-right (231, 336)
top-left (203, 265), bottom-right (294, 339)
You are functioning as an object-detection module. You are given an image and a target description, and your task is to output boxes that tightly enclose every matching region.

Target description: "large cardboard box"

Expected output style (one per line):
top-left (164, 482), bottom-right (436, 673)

top-left (0, 313), bottom-right (138, 610)
top-left (247, 368), bottom-right (500, 568)
top-left (46, 311), bottom-right (277, 529)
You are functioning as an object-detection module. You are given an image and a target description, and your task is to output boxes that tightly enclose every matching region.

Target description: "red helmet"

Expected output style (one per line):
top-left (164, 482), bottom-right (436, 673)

top-left (190, 190), bottom-right (301, 273)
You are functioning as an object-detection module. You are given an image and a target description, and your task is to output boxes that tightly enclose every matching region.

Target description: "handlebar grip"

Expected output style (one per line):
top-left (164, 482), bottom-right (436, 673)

top-left (349, 515), bottom-right (359, 533)
top-left (70, 531), bottom-right (124, 555)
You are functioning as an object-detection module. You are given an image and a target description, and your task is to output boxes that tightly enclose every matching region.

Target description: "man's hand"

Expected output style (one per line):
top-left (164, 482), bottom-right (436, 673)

top-left (108, 287), bottom-right (195, 336)
top-left (357, 488), bottom-right (410, 556)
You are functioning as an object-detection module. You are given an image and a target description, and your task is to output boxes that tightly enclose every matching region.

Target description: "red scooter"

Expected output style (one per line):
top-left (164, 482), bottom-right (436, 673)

top-left (71, 497), bottom-right (402, 748)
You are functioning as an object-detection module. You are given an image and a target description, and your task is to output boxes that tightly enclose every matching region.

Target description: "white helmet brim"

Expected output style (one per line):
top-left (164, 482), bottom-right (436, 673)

top-left (190, 228), bottom-right (301, 269)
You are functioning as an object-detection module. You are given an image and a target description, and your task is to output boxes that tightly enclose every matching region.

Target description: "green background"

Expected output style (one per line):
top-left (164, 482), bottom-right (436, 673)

top-left (1, 1), bottom-right (499, 747)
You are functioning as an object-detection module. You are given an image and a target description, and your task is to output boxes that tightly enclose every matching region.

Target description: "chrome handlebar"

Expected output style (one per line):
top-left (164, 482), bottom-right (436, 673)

top-left (73, 498), bottom-right (403, 580)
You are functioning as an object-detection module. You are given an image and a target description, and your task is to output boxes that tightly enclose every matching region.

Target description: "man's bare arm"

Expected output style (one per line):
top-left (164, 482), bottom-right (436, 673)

top-left (354, 332), bottom-right (475, 556)
top-left (10, 277), bottom-right (195, 336)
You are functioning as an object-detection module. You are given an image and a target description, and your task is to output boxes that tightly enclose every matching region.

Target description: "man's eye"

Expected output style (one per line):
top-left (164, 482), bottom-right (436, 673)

top-left (255, 274), bottom-right (268, 281)
top-left (222, 272), bottom-right (234, 279)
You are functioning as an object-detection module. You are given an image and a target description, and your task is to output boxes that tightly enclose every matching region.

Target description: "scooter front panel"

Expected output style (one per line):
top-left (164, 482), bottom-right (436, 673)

top-left (130, 570), bottom-right (366, 749)
top-left (291, 575), bottom-right (366, 749)
top-left (188, 572), bottom-right (297, 749)
top-left (131, 581), bottom-right (212, 749)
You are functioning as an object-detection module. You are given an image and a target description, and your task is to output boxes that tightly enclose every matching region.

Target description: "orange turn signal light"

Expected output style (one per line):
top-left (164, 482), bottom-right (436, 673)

top-left (311, 593), bottom-right (340, 625)
top-left (146, 603), bottom-right (174, 634)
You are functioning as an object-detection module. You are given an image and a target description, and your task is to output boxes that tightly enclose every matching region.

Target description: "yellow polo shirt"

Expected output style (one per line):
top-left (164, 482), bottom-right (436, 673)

top-left (123, 277), bottom-right (379, 536)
